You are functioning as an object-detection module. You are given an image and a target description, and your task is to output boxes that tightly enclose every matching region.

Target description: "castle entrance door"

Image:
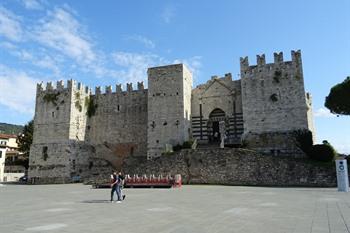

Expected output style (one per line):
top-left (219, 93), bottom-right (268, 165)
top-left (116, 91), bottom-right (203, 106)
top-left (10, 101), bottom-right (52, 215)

top-left (208, 108), bottom-right (226, 144)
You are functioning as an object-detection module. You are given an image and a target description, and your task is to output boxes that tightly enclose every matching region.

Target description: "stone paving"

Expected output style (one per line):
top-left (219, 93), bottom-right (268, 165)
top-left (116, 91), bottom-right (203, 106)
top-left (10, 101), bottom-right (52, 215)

top-left (1, 184), bottom-right (350, 233)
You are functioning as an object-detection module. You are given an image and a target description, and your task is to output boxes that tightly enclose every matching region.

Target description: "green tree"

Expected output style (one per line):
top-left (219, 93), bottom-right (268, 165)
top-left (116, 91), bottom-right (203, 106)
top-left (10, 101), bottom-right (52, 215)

top-left (325, 76), bottom-right (350, 115)
top-left (16, 119), bottom-right (34, 158)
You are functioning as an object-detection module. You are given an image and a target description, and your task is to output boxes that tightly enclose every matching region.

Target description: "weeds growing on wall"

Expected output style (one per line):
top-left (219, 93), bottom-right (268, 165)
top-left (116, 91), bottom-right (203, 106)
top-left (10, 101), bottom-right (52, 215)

top-left (75, 92), bottom-right (82, 112)
top-left (86, 97), bottom-right (98, 117)
top-left (43, 93), bottom-right (59, 105)
top-left (273, 70), bottom-right (282, 83)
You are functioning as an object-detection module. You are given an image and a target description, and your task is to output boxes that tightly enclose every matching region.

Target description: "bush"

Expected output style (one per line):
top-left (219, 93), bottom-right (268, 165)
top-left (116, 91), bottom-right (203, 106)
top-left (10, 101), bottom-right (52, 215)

top-left (173, 144), bottom-right (182, 151)
top-left (308, 144), bottom-right (337, 162)
top-left (293, 129), bottom-right (313, 154)
top-left (182, 140), bottom-right (193, 149)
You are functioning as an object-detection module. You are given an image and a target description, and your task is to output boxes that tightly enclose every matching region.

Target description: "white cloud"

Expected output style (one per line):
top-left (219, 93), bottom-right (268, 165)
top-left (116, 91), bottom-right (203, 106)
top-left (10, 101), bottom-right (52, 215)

top-left (334, 143), bottom-right (350, 154)
top-left (0, 41), bottom-right (17, 50)
top-left (33, 7), bottom-right (96, 64)
top-left (112, 52), bottom-right (167, 83)
top-left (112, 51), bottom-right (202, 85)
top-left (0, 64), bottom-right (39, 114)
top-left (22, 0), bottom-right (44, 10)
top-left (314, 108), bottom-right (336, 118)
top-left (0, 42), bottom-right (61, 76)
top-left (124, 35), bottom-right (155, 49)
top-left (0, 6), bottom-right (23, 41)
top-left (161, 5), bottom-right (176, 23)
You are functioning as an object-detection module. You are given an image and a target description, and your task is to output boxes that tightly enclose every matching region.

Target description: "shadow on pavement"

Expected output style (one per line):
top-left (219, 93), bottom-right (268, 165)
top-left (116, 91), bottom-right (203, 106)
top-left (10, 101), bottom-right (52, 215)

top-left (81, 200), bottom-right (112, 203)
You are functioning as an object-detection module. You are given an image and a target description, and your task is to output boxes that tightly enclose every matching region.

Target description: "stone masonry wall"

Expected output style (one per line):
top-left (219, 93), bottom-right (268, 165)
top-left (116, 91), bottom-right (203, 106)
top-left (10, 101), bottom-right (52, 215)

top-left (147, 64), bottom-right (192, 159)
top-left (191, 74), bottom-right (242, 120)
top-left (123, 148), bottom-right (337, 187)
top-left (240, 51), bottom-right (312, 134)
top-left (33, 81), bottom-right (72, 144)
top-left (86, 83), bottom-right (148, 165)
top-left (29, 141), bottom-right (93, 184)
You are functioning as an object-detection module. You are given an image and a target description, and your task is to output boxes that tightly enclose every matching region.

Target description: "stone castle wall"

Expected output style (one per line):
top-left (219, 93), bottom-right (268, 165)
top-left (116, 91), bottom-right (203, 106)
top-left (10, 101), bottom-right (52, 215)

top-left (240, 50), bottom-right (312, 135)
top-left (86, 83), bottom-right (148, 168)
top-left (123, 148), bottom-right (337, 187)
top-left (29, 141), bottom-right (93, 183)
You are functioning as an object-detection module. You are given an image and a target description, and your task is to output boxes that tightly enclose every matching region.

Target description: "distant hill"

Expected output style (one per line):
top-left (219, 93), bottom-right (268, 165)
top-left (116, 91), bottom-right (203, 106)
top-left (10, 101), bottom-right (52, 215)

top-left (0, 122), bottom-right (24, 135)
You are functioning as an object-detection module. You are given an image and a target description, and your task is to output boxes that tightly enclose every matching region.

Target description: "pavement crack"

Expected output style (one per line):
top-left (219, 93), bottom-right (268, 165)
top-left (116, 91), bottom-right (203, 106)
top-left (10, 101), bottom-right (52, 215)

top-left (336, 202), bottom-right (350, 233)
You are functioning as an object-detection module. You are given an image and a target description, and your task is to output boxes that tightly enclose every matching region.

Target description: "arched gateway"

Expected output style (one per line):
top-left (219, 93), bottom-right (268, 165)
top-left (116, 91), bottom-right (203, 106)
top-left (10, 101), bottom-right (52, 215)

top-left (208, 108), bottom-right (226, 143)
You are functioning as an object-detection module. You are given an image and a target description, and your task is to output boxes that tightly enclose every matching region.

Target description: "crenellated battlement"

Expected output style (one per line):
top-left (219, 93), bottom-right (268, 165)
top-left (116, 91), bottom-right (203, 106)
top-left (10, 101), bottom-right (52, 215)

top-left (36, 80), bottom-right (147, 96)
top-left (93, 81), bottom-right (146, 95)
top-left (36, 80), bottom-right (91, 94)
top-left (240, 50), bottom-right (302, 73)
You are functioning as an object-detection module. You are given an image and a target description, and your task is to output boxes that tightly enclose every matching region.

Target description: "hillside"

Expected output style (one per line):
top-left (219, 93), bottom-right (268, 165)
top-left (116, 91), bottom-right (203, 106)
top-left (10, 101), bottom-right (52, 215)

top-left (0, 122), bottom-right (24, 135)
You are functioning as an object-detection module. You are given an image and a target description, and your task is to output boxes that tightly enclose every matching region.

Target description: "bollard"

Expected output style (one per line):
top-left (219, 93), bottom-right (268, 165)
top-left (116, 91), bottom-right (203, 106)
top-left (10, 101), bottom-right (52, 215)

top-left (336, 159), bottom-right (349, 192)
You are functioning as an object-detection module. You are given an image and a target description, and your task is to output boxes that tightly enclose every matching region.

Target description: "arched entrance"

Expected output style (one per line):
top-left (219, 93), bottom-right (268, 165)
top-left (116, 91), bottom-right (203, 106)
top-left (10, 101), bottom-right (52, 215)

top-left (207, 108), bottom-right (226, 143)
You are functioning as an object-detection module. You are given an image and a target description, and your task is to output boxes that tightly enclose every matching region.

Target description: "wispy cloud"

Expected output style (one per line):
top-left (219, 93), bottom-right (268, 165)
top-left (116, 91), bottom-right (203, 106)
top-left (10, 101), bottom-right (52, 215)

top-left (314, 108), bottom-right (336, 118)
top-left (161, 5), bottom-right (176, 23)
top-left (112, 51), bottom-right (202, 84)
top-left (33, 7), bottom-right (96, 64)
top-left (124, 35), bottom-right (155, 49)
top-left (174, 56), bottom-right (202, 82)
top-left (0, 6), bottom-right (23, 41)
top-left (112, 52), bottom-right (167, 84)
top-left (333, 143), bottom-right (350, 154)
top-left (22, 0), bottom-right (45, 10)
top-left (0, 64), bottom-right (39, 114)
top-left (0, 42), bottom-right (61, 76)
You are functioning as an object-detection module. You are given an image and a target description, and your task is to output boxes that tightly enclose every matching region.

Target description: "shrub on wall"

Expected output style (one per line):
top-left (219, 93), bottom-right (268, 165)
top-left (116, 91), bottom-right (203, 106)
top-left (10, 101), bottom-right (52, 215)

top-left (86, 97), bottom-right (98, 117)
top-left (172, 140), bottom-right (194, 151)
top-left (43, 93), bottom-right (59, 105)
top-left (182, 140), bottom-right (193, 149)
top-left (293, 129), bottom-right (313, 154)
top-left (173, 144), bottom-right (182, 151)
top-left (308, 144), bottom-right (337, 162)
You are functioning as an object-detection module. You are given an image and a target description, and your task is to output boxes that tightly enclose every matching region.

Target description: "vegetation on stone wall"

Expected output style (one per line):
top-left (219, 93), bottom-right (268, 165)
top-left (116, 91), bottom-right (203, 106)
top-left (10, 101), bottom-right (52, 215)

top-left (86, 97), bottom-right (98, 117)
top-left (308, 143), bottom-right (337, 162)
top-left (273, 70), bottom-right (282, 83)
top-left (173, 140), bottom-right (194, 151)
top-left (294, 129), bottom-right (313, 154)
top-left (43, 92), bottom-right (59, 105)
top-left (294, 130), bottom-right (337, 163)
top-left (325, 76), bottom-right (350, 115)
top-left (75, 92), bottom-right (82, 112)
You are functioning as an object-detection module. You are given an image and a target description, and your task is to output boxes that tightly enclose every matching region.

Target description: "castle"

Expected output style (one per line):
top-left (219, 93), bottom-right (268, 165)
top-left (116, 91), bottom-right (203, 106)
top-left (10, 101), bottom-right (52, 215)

top-left (28, 50), bottom-right (315, 183)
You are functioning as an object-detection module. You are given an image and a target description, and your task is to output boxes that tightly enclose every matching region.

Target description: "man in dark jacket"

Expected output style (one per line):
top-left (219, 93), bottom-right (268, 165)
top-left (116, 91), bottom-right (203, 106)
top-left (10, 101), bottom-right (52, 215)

top-left (110, 171), bottom-right (119, 202)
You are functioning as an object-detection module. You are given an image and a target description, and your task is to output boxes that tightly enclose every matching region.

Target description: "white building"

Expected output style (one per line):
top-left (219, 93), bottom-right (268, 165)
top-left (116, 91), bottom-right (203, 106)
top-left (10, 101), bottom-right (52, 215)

top-left (0, 134), bottom-right (25, 182)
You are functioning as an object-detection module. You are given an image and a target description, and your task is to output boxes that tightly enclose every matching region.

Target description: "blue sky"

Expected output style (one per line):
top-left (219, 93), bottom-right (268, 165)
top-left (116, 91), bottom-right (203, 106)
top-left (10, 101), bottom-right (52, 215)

top-left (0, 0), bottom-right (349, 153)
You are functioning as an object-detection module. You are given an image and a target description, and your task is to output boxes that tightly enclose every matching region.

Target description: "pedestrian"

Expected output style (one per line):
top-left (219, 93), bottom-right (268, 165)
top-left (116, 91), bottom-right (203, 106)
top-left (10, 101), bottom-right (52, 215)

top-left (110, 171), bottom-right (120, 203)
top-left (118, 171), bottom-right (126, 200)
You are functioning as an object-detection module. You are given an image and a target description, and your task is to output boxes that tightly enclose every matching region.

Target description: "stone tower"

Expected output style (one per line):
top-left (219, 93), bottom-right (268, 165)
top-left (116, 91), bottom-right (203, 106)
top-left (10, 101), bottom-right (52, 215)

top-left (29, 80), bottom-right (92, 183)
top-left (240, 50), bottom-right (314, 156)
top-left (147, 64), bottom-right (192, 159)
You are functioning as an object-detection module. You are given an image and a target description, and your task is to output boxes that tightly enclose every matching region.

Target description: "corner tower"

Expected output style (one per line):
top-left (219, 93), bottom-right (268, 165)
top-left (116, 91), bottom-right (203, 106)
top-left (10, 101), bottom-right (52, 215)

top-left (29, 80), bottom-right (91, 183)
top-left (240, 50), bottom-right (314, 156)
top-left (147, 64), bottom-right (192, 159)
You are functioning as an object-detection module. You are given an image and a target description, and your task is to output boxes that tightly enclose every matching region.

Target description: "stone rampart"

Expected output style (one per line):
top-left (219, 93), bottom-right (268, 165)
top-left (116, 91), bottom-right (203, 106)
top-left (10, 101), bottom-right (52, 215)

top-left (122, 148), bottom-right (337, 187)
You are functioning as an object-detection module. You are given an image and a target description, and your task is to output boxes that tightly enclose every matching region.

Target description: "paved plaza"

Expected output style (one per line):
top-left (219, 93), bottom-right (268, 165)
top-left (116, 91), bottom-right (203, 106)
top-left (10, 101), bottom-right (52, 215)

top-left (1, 184), bottom-right (350, 233)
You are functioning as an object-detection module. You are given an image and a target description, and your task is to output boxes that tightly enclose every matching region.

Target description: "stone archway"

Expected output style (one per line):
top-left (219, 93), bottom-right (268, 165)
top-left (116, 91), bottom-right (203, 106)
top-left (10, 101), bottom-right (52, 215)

top-left (208, 108), bottom-right (226, 143)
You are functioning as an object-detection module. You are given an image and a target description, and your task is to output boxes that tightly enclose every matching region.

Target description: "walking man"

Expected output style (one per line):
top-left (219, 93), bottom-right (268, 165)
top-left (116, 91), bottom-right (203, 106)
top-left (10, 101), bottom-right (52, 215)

top-left (110, 171), bottom-right (120, 203)
top-left (118, 171), bottom-right (126, 201)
